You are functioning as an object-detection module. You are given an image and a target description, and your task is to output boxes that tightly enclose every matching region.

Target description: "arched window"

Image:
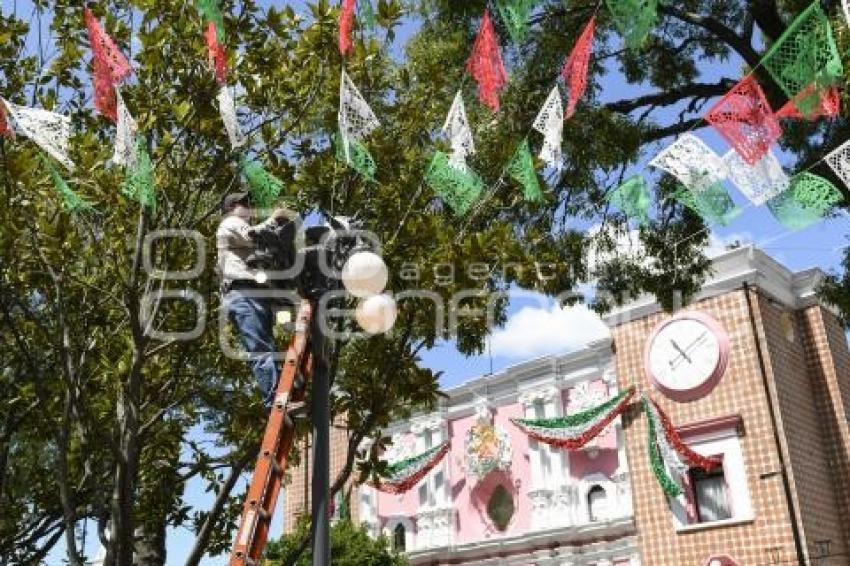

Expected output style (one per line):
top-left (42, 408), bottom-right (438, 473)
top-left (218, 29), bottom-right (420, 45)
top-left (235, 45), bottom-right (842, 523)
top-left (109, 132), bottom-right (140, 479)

top-left (487, 485), bottom-right (515, 531)
top-left (588, 485), bottom-right (607, 522)
top-left (393, 523), bottom-right (406, 552)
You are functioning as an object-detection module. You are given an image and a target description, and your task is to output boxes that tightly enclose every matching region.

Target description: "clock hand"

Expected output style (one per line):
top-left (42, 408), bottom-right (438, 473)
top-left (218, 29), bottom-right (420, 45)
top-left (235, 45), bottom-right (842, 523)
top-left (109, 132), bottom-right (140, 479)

top-left (670, 339), bottom-right (693, 365)
top-left (682, 331), bottom-right (709, 356)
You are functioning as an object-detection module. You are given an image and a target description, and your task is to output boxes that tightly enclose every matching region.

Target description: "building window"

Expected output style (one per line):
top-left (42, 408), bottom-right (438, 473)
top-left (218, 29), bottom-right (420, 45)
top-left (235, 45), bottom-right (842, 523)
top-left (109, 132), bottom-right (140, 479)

top-left (671, 416), bottom-right (753, 531)
top-left (529, 400), bottom-right (552, 486)
top-left (487, 485), bottom-right (515, 531)
top-left (690, 465), bottom-right (732, 523)
top-left (423, 429), bottom-right (434, 450)
top-left (588, 485), bottom-right (607, 522)
top-left (392, 523), bottom-right (406, 552)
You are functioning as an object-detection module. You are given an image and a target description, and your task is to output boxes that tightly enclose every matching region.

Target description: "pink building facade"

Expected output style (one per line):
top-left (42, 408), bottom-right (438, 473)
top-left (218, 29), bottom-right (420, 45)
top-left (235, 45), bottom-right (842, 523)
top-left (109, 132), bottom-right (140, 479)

top-left (359, 340), bottom-right (639, 565)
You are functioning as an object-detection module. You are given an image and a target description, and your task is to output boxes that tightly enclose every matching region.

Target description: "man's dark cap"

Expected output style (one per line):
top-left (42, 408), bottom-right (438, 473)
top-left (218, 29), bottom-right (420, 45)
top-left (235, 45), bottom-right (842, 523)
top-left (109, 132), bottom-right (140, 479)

top-left (222, 192), bottom-right (253, 213)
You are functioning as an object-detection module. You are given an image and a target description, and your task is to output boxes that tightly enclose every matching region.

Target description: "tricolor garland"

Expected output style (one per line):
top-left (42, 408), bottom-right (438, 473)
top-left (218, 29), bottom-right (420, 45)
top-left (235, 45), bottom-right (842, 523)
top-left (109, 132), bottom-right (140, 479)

top-left (372, 442), bottom-right (450, 494)
top-left (643, 395), bottom-right (722, 498)
top-left (510, 386), bottom-right (635, 450)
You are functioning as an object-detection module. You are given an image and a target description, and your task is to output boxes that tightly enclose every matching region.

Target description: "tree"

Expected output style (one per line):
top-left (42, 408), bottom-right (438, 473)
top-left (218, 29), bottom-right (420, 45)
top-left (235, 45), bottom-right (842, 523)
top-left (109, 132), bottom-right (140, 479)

top-left (0, 0), bottom-right (847, 564)
top-left (265, 519), bottom-right (407, 566)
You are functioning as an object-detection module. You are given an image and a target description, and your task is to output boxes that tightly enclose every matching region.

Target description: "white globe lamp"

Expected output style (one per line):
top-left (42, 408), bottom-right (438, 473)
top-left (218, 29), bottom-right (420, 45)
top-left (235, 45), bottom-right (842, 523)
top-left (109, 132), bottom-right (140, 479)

top-left (341, 251), bottom-right (388, 298)
top-left (356, 294), bottom-right (397, 335)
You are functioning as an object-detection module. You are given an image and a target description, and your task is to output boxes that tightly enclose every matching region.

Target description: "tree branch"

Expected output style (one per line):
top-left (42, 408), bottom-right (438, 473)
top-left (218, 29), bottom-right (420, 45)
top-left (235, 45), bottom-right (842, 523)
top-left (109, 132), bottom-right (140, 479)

top-left (642, 118), bottom-right (706, 143)
top-left (604, 79), bottom-right (736, 114)
top-left (659, 5), bottom-right (762, 69)
top-left (184, 446), bottom-right (259, 566)
top-left (748, 0), bottom-right (787, 41)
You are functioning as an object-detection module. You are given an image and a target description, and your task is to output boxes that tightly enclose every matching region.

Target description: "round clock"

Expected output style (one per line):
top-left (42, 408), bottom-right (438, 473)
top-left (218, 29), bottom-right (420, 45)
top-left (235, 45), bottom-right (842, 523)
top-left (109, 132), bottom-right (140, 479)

top-left (643, 311), bottom-right (730, 402)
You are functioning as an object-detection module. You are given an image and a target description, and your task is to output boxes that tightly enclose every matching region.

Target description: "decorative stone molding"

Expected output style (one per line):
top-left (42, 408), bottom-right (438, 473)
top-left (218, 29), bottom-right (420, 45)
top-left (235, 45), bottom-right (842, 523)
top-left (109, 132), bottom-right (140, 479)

top-left (554, 484), bottom-right (580, 526)
top-left (385, 432), bottom-right (416, 463)
top-left (602, 366), bottom-right (617, 385)
top-left (410, 416), bottom-right (444, 435)
top-left (518, 386), bottom-right (559, 407)
top-left (415, 506), bottom-right (455, 550)
top-left (383, 516), bottom-right (415, 552)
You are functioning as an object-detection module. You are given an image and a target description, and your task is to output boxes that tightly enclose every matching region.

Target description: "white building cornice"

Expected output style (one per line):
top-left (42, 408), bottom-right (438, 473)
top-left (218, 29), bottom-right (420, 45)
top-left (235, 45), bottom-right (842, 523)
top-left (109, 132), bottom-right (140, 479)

top-left (601, 246), bottom-right (831, 327)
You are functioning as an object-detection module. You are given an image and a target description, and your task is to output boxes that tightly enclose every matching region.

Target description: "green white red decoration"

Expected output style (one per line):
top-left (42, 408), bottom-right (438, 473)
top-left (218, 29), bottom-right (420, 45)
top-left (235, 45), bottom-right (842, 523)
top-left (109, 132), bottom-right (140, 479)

top-left (777, 83), bottom-right (840, 120)
top-left (533, 85), bottom-right (564, 170)
top-left (41, 154), bottom-right (93, 213)
top-left (561, 16), bottom-right (595, 119)
top-left (674, 182), bottom-right (740, 226)
top-left (705, 75), bottom-right (781, 166)
top-left (2, 99), bottom-right (74, 170)
top-left (121, 138), bottom-right (156, 209)
top-left (372, 442), bottom-right (450, 494)
top-left (338, 70), bottom-right (380, 164)
top-left (511, 386), bottom-right (635, 450)
top-left (643, 396), bottom-right (682, 498)
top-left (608, 175), bottom-right (651, 226)
top-left (339, 0), bottom-right (356, 56)
top-left (426, 151), bottom-right (484, 215)
top-left (605, 0), bottom-right (658, 49)
top-left (644, 396), bottom-right (722, 498)
top-left (507, 139), bottom-right (543, 203)
top-left (240, 156), bottom-right (284, 210)
top-left (334, 130), bottom-right (377, 180)
top-left (443, 91), bottom-right (475, 171)
top-left (114, 89), bottom-right (138, 167)
top-left (760, 2), bottom-right (842, 102)
top-left (649, 134), bottom-right (727, 194)
top-left (217, 87), bottom-right (246, 149)
top-left (767, 172), bottom-right (842, 231)
top-left (650, 397), bottom-right (722, 473)
top-left (467, 9), bottom-right (508, 112)
top-left (723, 150), bottom-right (788, 207)
top-left (85, 7), bottom-right (133, 122)
top-left (495, 0), bottom-right (534, 44)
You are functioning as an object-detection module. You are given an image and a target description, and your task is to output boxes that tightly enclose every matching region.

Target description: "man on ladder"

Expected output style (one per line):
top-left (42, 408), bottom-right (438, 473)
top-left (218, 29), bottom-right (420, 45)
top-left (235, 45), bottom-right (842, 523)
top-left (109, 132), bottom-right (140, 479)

top-left (217, 191), bottom-right (299, 408)
top-left (222, 202), bottom-right (361, 565)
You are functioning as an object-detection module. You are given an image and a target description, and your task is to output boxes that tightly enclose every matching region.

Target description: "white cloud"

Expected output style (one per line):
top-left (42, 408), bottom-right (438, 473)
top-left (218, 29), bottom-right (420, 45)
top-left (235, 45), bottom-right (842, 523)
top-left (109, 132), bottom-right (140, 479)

top-left (490, 302), bottom-right (611, 360)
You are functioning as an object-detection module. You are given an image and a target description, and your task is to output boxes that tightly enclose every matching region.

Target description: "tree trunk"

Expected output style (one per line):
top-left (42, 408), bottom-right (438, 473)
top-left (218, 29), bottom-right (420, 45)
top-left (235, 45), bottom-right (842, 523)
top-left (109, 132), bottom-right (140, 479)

top-left (184, 447), bottom-right (257, 566)
top-left (111, 209), bottom-right (150, 566)
top-left (133, 525), bottom-right (166, 566)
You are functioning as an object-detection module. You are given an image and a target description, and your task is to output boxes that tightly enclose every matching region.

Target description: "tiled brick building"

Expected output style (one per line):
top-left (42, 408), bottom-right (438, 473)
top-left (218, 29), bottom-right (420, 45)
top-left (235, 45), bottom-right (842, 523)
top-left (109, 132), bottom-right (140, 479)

top-left (607, 247), bottom-right (850, 565)
top-left (282, 247), bottom-right (850, 565)
top-left (283, 417), bottom-right (358, 532)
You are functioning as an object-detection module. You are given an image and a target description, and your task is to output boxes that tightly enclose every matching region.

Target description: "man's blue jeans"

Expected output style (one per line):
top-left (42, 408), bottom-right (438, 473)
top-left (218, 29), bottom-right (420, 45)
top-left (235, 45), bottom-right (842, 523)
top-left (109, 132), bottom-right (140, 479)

top-left (226, 292), bottom-right (278, 407)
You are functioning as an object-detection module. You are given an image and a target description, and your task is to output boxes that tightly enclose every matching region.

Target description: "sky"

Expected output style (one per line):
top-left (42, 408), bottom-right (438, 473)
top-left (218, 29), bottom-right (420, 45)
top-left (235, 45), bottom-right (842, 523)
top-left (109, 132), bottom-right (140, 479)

top-left (7, 0), bottom-right (849, 563)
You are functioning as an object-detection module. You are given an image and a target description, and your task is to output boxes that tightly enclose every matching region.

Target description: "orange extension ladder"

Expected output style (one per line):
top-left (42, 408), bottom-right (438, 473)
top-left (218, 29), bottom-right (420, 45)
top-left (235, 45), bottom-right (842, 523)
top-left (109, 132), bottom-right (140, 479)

top-left (229, 299), bottom-right (314, 565)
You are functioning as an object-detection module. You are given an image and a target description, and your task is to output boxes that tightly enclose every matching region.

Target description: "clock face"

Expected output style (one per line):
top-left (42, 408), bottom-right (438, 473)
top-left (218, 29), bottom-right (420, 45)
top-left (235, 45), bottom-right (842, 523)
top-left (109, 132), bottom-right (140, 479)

top-left (644, 312), bottom-right (730, 402)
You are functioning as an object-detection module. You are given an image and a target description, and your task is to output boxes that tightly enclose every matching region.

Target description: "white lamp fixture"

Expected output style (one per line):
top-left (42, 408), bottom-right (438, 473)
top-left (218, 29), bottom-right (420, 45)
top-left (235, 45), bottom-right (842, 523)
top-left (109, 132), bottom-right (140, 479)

top-left (356, 294), bottom-right (397, 334)
top-left (341, 251), bottom-right (388, 298)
